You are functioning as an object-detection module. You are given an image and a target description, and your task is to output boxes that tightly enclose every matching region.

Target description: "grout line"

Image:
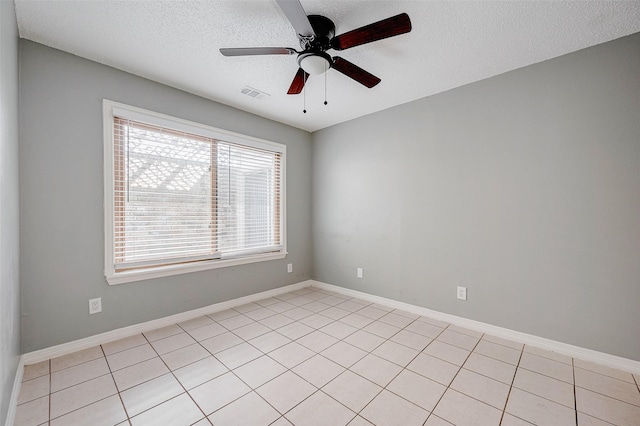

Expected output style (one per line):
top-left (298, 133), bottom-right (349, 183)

top-left (459, 355), bottom-right (515, 386)
top-left (573, 382), bottom-right (640, 407)
top-left (573, 356), bottom-right (578, 426)
top-left (230, 363), bottom-right (289, 416)
top-left (49, 371), bottom-right (114, 396)
top-left (48, 359), bottom-right (52, 424)
top-left (573, 364), bottom-right (637, 384)
top-left (49, 393), bottom-right (121, 423)
top-left (514, 364), bottom-right (574, 385)
top-left (522, 344), bottom-right (573, 365)
top-left (100, 343), bottom-right (132, 423)
top-left (503, 413), bottom-right (536, 425)
top-left (312, 388), bottom-right (360, 421)
top-left (575, 409), bottom-right (622, 426)
top-left (498, 341), bottom-right (524, 425)
top-left (49, 352), bottom-right (105, 374)
top-left (102, 340), bottom-right (147, 357)
top-left (515, 352), bottom-right (575, 385)
top-left (282, 387), bottom-right (351, 423)
top-left (46, 348), bottom-right (121, 422)
top-left (139, 331), bottom-right (210, 423)
top-left (427, 327), bottom-right (484, 423)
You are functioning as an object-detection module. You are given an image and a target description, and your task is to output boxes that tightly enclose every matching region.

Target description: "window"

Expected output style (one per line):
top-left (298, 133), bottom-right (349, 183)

top-left (104, 100), bottom-right (285, 284)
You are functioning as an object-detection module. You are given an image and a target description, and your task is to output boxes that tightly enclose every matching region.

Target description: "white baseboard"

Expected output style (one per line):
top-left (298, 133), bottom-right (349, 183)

top-left (19, 277), bottom-right (640, 376)
top-left (4, 355), bottom-right (24, 426)
top-left (22, 280), bottom-right (311, 365)
top-left (311, 280), bottom-right (640, 375)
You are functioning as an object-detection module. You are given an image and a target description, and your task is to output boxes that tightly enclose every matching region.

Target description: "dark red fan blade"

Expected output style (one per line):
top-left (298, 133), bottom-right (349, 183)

top-left (331, 13), bottom-right (411, 51)
top-left (331, 57), bottom-right (380, 88)
top-left (287, 68), bottom-right (309, 94)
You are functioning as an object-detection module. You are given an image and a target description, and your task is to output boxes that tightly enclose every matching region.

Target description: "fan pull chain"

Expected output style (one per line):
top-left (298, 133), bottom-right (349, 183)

top-left (324, 62), bottom-right (328, 105)
top-left (303, 72), bottom-right (307, 114)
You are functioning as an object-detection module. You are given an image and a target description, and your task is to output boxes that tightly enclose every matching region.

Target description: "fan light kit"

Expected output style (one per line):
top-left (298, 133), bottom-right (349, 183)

top-left (298, 52), bottom-right (331, 75)
top-left (220, 0), bottom-right (412, 113)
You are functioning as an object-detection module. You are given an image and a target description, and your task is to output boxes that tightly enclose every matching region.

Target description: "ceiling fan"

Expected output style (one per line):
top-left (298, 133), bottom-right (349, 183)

top-left (220, 0), bottom-right (412, 95)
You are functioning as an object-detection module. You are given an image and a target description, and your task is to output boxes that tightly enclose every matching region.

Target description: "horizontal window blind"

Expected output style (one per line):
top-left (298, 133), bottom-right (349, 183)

top-left (113, 117), bottom-right (282, 272)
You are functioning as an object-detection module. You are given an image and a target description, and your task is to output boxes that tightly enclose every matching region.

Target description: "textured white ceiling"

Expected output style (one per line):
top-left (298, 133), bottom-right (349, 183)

top-left (15, 0), bottom-right (640, 132)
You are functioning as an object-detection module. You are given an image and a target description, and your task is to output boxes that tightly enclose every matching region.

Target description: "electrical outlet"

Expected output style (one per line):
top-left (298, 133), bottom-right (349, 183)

top-left (357, 268), bottom-right (363, 279)
top-left (287, 263), bottom-right (293, 273)
top-left (89, 297), bottom-right (102, 314)
top-left (456, 286), bottom-right (467, 301)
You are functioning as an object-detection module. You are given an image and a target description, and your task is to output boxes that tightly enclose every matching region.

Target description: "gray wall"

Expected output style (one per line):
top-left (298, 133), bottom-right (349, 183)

top-left (0, 1), bottom-right (21, 424)
top-left (19, 41), bottom-right (312, 352)
top-left (15, 26), bottom-right (640, 364)
top-left (312, 33), bottom-right (640, 361)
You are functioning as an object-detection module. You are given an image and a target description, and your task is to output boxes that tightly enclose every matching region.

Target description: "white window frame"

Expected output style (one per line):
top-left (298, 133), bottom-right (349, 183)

top-left (103, 100), bottom-right (286, 285)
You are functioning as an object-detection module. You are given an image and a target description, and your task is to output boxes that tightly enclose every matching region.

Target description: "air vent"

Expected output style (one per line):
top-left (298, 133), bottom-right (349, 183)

top-left (240, 86), bottom-right (270, 100)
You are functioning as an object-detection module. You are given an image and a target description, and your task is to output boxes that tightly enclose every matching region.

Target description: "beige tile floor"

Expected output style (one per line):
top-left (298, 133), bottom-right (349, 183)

top-left (14, 287), bottom-right (640, 426)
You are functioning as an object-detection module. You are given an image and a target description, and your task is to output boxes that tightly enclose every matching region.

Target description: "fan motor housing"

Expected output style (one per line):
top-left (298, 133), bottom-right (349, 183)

top-left (300, 15), bottom-right (336, 51)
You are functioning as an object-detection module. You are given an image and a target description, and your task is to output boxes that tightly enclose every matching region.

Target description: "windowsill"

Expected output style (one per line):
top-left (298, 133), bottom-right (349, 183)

top-left (106, 251), bottom-right (287, 285)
